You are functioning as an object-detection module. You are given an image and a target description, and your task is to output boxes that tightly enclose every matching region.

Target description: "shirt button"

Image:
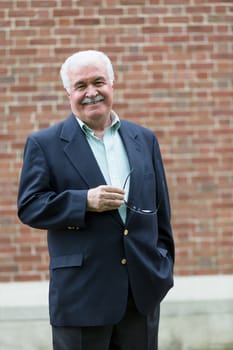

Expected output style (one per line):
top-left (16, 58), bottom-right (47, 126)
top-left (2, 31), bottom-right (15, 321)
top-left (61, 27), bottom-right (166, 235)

top-left (121, 258), bottom-right (127, 265)
top-left (124, 229), bottom-right (129, 236)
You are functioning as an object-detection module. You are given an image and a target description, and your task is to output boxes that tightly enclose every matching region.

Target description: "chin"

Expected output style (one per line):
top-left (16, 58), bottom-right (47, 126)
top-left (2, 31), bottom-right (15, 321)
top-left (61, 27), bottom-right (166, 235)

top-left (86, 107), bottom-right (110, 118)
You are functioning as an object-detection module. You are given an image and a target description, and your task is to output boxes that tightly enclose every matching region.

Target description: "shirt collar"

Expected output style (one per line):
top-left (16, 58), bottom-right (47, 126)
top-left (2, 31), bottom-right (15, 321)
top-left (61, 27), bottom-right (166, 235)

top-left (76, 111), bottom-right (121, 137)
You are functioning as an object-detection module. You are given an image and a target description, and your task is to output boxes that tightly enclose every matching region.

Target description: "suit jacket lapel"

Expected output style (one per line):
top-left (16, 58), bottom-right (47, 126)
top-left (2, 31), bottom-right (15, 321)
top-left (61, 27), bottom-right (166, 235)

top-left (60, 115), bottom-right (107, 188)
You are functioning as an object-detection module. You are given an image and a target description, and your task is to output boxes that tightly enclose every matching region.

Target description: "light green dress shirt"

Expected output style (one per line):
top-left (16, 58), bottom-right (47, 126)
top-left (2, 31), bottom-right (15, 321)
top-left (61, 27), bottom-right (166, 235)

top-left (76, 111), bottom-right (130, 222)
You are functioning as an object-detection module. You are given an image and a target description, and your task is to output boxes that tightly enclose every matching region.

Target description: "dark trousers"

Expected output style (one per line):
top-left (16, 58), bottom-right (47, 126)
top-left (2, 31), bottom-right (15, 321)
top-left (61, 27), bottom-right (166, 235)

top-left (52, 292), bottom-right (160, 350)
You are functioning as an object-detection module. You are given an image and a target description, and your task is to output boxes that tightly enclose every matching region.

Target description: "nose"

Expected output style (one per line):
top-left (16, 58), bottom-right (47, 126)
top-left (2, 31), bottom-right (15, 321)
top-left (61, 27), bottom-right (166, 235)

top-left (85, 84), bottom-right (98, 97)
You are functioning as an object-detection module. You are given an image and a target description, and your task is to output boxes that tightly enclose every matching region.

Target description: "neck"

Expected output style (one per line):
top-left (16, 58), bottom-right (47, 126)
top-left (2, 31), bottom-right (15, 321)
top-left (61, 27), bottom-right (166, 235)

top-left (87, 115), bottom-right (112, 139)
top-left (94, 130), bottom-right (105, 139)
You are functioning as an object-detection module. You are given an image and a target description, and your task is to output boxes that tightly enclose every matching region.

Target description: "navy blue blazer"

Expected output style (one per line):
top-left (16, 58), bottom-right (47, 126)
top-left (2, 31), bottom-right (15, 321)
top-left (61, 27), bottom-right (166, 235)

top-left (18, 114), bottom-right (174, 327)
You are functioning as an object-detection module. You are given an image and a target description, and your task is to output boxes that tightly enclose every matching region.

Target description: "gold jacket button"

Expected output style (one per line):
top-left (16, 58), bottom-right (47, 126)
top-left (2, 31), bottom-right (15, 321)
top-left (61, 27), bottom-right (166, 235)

top-left (121, 258), bottom-right (127, 265)
top-left (124, 229), bottom-right (128, 236)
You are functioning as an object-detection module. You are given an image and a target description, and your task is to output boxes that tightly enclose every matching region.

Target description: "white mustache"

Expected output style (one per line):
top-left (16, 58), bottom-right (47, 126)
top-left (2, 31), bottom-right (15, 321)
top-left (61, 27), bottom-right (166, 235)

top-left (81, 95), bottom-right (104, 105)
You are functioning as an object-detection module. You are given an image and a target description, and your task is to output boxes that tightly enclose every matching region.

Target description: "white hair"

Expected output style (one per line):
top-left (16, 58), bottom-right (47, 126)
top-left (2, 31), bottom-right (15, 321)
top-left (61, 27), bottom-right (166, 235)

top-left (60, 50), bottom-right (115, 92)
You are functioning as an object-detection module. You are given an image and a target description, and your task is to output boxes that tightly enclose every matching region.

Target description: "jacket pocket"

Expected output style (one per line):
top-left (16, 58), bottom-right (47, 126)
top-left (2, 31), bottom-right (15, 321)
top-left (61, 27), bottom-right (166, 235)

top-left (156, 247), bottom-right (168, 258)
top-left (50, 254), bottom-right (83, 270)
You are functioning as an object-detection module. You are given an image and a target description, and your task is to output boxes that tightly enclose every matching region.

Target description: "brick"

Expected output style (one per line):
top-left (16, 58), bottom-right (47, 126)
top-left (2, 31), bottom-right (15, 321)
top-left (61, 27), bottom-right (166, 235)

top-left (8, 10), bottom-right (35, 17)
top-left (73, 18), bottom-right (100, 25)
top-left (0, 1), bottom-right (14, 9)
top-left (31, 1), bottom-right (57, 7)
top-left (29, 19), bottom-right (55, 26)
top-left (119, 17), bottom-right (145, 25)
top-left (53, 9), bottom-right (80, 16)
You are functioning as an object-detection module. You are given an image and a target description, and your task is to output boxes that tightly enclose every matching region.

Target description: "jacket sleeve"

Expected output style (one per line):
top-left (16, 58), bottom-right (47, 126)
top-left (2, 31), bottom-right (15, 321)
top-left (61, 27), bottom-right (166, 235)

top-left (17, 136), bottom-right (87, 230)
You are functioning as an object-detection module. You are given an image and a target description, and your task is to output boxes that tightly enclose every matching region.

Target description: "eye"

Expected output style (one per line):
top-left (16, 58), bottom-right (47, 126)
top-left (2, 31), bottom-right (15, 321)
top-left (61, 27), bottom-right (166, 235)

top-left (95, 80), bottom-right (105, 87)
top-left (75, 84), bottom-right (86, 91)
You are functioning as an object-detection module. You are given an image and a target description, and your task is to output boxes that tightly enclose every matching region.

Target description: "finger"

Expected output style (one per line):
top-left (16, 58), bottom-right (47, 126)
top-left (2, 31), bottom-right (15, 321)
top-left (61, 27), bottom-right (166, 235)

top-left (104, 193), bottom-right (125, 201)
top-left (103, 186), bottom-right (125, 195)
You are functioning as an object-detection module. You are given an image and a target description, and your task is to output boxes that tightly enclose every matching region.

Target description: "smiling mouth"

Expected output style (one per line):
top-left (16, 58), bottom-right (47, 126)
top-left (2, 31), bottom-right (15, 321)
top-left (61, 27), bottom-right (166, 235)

top-left (81, 95), bottom-right (104, 105)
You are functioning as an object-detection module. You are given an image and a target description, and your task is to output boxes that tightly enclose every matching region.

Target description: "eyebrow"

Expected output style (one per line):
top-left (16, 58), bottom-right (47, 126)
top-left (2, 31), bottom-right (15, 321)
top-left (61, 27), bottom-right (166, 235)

top-left (73, 76), bottom-right (107, 87)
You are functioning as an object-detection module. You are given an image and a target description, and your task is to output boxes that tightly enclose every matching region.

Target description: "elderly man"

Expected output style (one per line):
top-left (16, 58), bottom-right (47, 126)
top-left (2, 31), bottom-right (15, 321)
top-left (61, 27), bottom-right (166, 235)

top-left (18, 50), bottom-right (174, 350)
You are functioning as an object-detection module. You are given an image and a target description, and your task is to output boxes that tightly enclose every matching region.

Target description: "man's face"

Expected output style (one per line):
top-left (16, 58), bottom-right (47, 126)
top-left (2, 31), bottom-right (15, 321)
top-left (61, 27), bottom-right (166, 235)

top-left (67, 61), bottom-right (113, 126)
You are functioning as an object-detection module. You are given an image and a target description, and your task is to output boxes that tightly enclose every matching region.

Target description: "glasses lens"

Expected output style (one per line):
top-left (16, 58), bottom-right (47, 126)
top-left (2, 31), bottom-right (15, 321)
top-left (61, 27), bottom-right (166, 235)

top-left (124, 201), bottom-right (156, 215)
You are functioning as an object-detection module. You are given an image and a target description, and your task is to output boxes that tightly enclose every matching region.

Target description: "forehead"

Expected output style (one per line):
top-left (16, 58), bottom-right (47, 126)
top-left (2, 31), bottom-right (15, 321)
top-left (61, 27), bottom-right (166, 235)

top-left (68, 61), bottom-right (109, 82)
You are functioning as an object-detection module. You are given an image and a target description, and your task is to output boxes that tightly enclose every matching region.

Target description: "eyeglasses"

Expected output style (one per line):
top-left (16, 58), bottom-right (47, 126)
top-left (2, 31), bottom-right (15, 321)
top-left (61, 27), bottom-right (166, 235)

top-left (122, 169), bottom-right (160, 215)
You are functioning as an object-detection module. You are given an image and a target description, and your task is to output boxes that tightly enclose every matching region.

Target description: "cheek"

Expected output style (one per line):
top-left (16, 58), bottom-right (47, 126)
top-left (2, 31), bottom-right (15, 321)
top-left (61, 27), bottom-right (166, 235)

top-left (103, 89), bottom-right (113, 105)
top-left (107, 95), bottom-right (114, 108)
top-left (69, 93), bottom-right (83, 106)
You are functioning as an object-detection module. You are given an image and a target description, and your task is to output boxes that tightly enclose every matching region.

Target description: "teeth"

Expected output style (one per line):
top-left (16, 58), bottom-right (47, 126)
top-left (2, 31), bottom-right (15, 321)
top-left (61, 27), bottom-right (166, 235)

top-left (82, 95), bottom-right (104, 105)
top-left (95, 95), bottom-right (104, 102)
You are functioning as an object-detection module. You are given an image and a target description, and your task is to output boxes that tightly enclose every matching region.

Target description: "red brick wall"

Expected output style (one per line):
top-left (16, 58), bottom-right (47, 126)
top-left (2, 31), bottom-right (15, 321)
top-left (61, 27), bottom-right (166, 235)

top-left (1, 0), bottom-right (232, 282)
